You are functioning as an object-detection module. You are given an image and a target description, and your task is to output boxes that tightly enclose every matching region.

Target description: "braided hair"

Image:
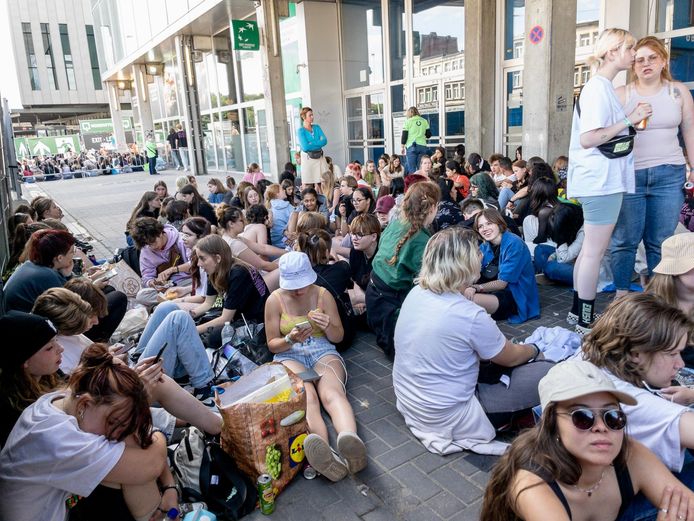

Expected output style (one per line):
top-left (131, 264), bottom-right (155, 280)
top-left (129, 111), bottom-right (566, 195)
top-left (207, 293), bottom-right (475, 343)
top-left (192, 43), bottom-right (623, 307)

top-left (387, 182), bottom-right (440, 265)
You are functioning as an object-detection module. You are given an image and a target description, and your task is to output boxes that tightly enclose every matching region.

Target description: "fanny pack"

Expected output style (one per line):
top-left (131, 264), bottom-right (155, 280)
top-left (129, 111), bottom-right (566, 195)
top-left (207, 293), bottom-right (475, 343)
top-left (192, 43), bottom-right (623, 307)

top-left (307, 149), bottom-right (324, 160)
top-left (576, 91), bottom-right (635, 159)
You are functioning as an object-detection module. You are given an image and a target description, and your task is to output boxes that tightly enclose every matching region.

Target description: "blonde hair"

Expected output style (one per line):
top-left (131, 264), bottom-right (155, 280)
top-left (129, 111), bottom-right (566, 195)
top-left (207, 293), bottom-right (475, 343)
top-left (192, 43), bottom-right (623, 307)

top-left (264, 184), bottom-right (281, 210)
top-left (297, 212), bottom-right (327, 233)
top-left (406, 106), bottom-right (420, 118)
top-left (175, 175), bottom-right (189, 191)
top-left (634, 36), bottom-right (673, 82)
top-left (321, 169), bottom-right (336, 205)
top-left (32, 287), bottom-right (93, 335)
top-left (646, 274), bottom-right (687, 315)
top-left (588, 28), bottom-right (636, 73)
top-left (417, 228), bottom-right (481, 294)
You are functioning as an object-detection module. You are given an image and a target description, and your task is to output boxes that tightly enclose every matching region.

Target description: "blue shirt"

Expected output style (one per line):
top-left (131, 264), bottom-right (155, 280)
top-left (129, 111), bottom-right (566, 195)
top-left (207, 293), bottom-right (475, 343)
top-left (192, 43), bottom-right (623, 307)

top-left (4, 261), bottom-right (68, 312)
top-left (297, 125), bottom-right (328, 152)
top-left (480, 231), bottom-right (540, 324)
top-left (207, 193), bottom-right (224, 204)
top-left (270, 199), bottom-right (294, 247)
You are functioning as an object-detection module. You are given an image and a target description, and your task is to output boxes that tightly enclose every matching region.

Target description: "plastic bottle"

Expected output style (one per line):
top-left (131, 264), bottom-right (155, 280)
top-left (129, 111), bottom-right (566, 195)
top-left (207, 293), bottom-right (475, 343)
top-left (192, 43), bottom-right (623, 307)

top-left (179, 502), bottom-right (207, 514)
top-left (221, 321), bottom-right (235, 346)
top-left (224, 345), bottom-right (258, 376)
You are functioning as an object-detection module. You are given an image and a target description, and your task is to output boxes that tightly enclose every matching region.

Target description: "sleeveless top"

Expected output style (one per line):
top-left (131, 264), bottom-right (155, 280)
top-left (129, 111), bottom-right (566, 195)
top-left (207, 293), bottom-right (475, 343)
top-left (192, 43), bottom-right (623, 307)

top-left (277, 287), bottom-right (327, 338)
top-left (523, 461), bottom-right (635, 520)
top-left (625, 82), bottom-right (686, 170)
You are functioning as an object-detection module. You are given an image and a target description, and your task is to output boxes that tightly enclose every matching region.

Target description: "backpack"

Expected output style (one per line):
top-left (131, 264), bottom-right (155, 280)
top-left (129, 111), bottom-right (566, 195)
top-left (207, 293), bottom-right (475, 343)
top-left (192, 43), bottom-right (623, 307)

top-left (172, 427), bottom-right (257, 520)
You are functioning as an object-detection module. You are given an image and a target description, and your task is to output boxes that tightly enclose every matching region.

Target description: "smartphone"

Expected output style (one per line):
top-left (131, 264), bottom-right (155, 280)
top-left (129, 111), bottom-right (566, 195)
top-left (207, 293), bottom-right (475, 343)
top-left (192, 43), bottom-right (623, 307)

top-left (295, 320), bottom-right (311, 331)
top-left (95, 268), bottom-right (118, 283)
top-left (154, 342), bottom-right (168, 363)
top-left (297, 368), bottom-right (321, 383)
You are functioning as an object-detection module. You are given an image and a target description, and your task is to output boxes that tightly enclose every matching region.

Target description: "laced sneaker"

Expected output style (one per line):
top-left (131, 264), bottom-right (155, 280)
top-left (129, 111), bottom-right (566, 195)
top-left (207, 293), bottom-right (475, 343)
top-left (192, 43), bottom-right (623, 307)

top-left (303, 434), bottom-right (348, 482)
top-left (337, 432), bottom-right (367, 474)
top-left (192, 383), bottom-right (215, 406)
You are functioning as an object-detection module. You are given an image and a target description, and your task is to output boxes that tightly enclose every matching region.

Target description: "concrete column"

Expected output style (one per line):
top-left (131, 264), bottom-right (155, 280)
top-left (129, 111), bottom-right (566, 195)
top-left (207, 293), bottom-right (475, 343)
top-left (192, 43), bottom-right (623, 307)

top-left (521, 0), bottom-right (576, 161)
top-left (106, 82), bottom-right (128, 152)
top-left (256, 0), bottom-right (290, 181)
top-left (131, 64), bottom-right (154, 137)
top-left (464, 0), bottom-right (496, 158)
top-left (175, 35), bottom-right (207, 176)
top-left (296, 2), bottom-right (346, 166)
top-left (601, 0), bottom-right (647, 87)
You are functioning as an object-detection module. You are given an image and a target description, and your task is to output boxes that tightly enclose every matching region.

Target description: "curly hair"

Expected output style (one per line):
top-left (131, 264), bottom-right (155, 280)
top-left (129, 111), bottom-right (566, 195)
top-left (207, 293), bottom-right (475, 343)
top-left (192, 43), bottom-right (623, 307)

top-left (129, 217), bottom-right (164, 249)
top-left (582, 293), bottom-right (693, 387)
top-left (387, 181), bottom-right (440, 265)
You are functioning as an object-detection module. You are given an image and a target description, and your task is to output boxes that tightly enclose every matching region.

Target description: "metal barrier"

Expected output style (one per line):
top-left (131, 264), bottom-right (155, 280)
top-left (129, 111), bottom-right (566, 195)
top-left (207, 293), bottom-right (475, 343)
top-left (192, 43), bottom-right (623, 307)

top-left (0, 97), bottom-right (20, 310)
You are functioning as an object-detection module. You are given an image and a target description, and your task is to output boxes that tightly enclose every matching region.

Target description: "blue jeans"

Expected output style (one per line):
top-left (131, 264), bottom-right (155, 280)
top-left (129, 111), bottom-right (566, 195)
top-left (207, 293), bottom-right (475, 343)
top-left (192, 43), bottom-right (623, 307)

top-left (610, 164), bottom-right (686, 290)
top-left (148, 156), bottom-right (157, 175)
top-left (619, 450), bottom-right (694, 521)
top-left (405, 143), bottom-right (428, 174)
top-left (135, 302), bottom-right (213, 388)
top-left (499, 187), bottom-right (515, 211)
top-left (533, 244), bottom-right (574, 286)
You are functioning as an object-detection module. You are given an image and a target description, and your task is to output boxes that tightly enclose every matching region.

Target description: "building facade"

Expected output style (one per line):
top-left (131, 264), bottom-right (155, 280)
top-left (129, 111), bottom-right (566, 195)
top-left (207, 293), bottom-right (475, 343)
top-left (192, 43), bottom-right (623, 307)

top-left (5, 0), bottom-right (112, 137)
top-left (90, 0), bottom-right (694, 177)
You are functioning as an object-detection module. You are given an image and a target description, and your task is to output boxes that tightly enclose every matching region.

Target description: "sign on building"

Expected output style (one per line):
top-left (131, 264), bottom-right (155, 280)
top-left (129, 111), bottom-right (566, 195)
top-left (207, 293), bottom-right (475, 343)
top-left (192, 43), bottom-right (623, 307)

top-left (14, 135), bottom-right (82, 160)
top-left (79, 118), bottom-right (134, 150)
top-left (232, 20), bottom-right (260, 51)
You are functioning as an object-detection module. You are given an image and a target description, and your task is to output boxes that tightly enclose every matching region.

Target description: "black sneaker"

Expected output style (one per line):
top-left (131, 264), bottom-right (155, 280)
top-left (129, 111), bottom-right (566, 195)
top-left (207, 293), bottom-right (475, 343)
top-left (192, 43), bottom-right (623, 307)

top-left (192, 384), bottom-right (215, 406)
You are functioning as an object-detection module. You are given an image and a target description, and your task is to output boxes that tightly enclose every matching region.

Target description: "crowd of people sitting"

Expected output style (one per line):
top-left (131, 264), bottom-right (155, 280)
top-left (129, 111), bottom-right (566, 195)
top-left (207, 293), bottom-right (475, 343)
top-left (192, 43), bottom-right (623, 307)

top-left (2, 28), bottom-right (694, 521)
top-left (20, 149), bottom-right (158, 181)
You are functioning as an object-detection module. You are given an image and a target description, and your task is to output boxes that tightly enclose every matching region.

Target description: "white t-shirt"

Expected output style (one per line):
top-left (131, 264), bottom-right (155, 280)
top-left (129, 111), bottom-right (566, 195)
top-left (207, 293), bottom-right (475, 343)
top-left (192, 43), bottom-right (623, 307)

top-left (567, 75), bottom-right (635, 198)
top-left (603, 370), bottom-right (688, 472)
top-left (57, 334), bottom-right (93, 374)
top-left (0, 391), bottom-right (125, 521)
top-left (393, 286), bottom-right (506, 411)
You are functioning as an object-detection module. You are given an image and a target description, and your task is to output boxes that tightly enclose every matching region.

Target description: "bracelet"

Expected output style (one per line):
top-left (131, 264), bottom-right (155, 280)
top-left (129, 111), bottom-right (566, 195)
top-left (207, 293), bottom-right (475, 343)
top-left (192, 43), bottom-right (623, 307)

top-left (161, 484), bottom-right (178, 496)
top-left (174, 266), bottom-right (179, 274)
top-left (284, 334), bottom-right (293, 345)
top-left (623, 116), bottom-right (633, 128)
top-left (527, 343), bottom-right (540, 363)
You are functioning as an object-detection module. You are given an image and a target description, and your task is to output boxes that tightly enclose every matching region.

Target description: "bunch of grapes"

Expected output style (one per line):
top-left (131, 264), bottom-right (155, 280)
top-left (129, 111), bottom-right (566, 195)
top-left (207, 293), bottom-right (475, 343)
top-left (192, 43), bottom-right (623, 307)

top-left (265, 444), bottom-right (281, 479)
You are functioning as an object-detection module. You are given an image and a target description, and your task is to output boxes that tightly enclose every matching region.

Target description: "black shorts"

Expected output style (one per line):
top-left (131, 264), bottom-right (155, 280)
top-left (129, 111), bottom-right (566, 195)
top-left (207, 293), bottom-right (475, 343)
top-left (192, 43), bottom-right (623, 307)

top-left (490, 288), bottom-right (517, 321)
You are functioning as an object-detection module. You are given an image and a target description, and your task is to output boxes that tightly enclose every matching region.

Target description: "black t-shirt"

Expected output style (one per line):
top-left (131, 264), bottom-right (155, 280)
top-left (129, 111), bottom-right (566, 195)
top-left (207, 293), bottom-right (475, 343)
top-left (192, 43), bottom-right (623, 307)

top-left (206, 265), bottom-right (268, 322)
top-left (196, 201), bottom-right (218, 226)
top-left (313, 262), bottom-right (352, 308)
top-left (349, 247), bottom-right (376, 291)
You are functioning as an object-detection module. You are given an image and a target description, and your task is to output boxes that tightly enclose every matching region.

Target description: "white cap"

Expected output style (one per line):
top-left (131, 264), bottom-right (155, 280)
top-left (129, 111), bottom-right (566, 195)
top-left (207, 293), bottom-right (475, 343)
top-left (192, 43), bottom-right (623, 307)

top-left (279, 251), bottom-right (317, 290)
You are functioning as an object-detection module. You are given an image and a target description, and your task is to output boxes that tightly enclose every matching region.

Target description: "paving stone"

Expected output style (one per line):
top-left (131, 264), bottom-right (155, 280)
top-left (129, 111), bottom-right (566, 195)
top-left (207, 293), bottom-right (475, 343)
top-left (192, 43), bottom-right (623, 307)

top-left (367, 418), bottom-right (411, 448)
top-left (355, 402), bottom-right (398, 424)
top-left (391, 463), bottom-right (442, 501)
top-left (426, 490), bottom-right (466, 519)
top-left (402, 503), bottom-right (445, 521)
top-left (462, 452), bottom-right (498, 472)
top-left (469, 469), bottom-right (491, 488)
top-left (448, 499), bottom-right (484, 521)
top-left (365, 437), bottom-right (391, 458)
top-left (376, 441), bottom-right (427, 471)
top-left (413, 451), bottom-right (458, 474)
top-left (361, 507), bottom-right (400, 521)
top-left (429, 467), bottom-right (484, 505)
top-left (328, 476), bottom-right (383, 516)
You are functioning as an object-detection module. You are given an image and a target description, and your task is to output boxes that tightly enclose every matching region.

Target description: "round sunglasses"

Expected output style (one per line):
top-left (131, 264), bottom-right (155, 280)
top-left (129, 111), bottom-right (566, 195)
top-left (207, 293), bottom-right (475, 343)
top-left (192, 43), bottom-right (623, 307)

top-left (557, 408), bottom-right (627, 431)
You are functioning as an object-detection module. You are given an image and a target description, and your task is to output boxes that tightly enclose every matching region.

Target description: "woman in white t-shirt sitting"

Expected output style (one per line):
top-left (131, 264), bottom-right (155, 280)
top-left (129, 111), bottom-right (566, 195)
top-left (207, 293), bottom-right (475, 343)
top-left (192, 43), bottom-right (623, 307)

top-left (581, 292), bottom-right (694, 519)
top-left (0, 343), bottom-right (169, 521)
top-left (392, 227), bottom-right (553, 456)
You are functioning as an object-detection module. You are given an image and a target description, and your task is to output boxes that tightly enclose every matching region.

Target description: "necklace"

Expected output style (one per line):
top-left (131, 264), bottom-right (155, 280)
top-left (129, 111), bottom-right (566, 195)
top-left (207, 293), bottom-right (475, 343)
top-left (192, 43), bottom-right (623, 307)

top-left (573, 469), bottom-right (605, 497)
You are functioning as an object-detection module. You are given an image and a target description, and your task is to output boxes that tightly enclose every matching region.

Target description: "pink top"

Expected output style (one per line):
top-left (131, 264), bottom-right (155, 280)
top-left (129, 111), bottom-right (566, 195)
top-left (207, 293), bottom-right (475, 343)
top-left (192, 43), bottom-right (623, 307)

top-left (625, 82), bottom-right (686, 170)
top-left (242, 171), bottom-right (266, 185)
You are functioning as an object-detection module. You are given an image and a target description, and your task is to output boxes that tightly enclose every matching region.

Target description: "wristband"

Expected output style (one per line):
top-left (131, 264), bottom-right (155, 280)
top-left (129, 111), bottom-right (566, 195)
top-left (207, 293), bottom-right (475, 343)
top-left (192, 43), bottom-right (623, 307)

top-left (284, 334), bottom-right (293, 345)
top-left (527, 343), bottom-right (540, 363)
top-left (623, 117), bottom-right (633, 128)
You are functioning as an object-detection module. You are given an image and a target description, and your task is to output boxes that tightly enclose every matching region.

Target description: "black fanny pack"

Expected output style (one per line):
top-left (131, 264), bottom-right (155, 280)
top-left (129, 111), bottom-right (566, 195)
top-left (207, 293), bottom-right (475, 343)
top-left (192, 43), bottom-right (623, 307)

top-left (307, 149), bottom-right (324, 160)
top-left (577, 91), bottom-right (635, 159)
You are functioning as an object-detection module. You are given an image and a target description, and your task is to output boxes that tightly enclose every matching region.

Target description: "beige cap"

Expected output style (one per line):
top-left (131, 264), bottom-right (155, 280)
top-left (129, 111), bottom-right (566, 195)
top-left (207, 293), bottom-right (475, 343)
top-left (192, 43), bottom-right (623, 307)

top-left (653, 233), bottom-right (694, 276)
top-left (538, 360), bottom-right (637, 410)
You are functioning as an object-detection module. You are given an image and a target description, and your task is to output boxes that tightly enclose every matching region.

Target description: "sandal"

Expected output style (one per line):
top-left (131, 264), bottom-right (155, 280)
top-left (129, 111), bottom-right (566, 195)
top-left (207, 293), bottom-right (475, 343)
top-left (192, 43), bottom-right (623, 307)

top-left (303, 434), bottom-right (348, 482)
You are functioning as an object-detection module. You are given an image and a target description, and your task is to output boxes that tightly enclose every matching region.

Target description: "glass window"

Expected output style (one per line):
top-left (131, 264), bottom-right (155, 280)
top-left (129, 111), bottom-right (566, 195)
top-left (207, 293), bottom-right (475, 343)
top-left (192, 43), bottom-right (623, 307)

top-left (212, 113), bottom-right (225, 170)
top-left (222, 110), bottom-right (243, 171)
top-left (200, 113), bottom-right (216, 169)
top-left (59, 24), bottom-right (76, 90)
top-left (445, 81), bottom-right (464, 137)
top-left (505, 70), bottom-right (523, 155)
top-left (346, 97), bottom-right (363, 142)
top-left (162, 59), bottom-right (180, 118)
top-left (412, 1), bottom-right (464, 79)
top-left (574, 67), bottom-right (580, 87)
top-left (655, 0), bottom-right (693, 32)
top-left (149, 81), bottom-right (162, 121)
top-left (577, 0), bottom-right (600, 23)
top-left (41, 24), bottom-right (59, 90)
top-left (195, 55), bottom-right (211, 111)
top-left (581, 68), bottom-right (590, 84)
top-left (215, 53), bottom-right (237, 106)
top-left (22, 22), bottom-right (40, 90)
top-left (669, 35), bottom-right (694, 84)
top-left (242, 107), bottom-right (260, 166)
top-left (366, 93), bottom-right (384, 141)
top-left (579, 33), bottom-right (590, 47)
top-left (389, 0), bottom-right (406, 82)
top-left (340, 0), bottom-right (384, 89)
top-left (238, 49), bottom-right (264, 102)
top-left (504, 0), bottom-right (524, 61)
top-left (85, 25), bottom-right (102, 90)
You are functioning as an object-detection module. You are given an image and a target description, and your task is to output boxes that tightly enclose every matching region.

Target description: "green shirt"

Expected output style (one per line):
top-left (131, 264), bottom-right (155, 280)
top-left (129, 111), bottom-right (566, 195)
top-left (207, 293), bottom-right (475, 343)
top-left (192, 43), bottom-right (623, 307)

top-left (372, 218), bottom-right (430, 291)
top-left (402, 115), bottom-right (429, 148)
top-left (145, 141), bottom-right (157, 158)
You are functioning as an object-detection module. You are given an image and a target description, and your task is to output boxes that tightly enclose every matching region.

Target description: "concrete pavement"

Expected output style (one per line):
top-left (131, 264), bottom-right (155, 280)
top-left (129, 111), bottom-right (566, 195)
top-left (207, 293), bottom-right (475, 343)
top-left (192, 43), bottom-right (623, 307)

top-left (23, 171), bottom-right (609, 520)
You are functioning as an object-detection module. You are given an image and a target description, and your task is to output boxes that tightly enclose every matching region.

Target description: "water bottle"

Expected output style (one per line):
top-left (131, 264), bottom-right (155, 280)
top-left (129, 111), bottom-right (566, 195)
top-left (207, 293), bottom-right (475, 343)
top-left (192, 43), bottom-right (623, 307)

top-left (221, 321), bottom-right (234, 346)
top-left (179, 502), bottom-right (207, 515)
top-left (222, 344), bottom-right (258, 376)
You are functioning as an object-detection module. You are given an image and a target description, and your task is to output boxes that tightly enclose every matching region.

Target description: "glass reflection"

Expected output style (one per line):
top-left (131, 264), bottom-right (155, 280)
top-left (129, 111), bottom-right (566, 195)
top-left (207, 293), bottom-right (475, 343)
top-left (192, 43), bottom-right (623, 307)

top-left (389, 0), bottom-right (406, 81)
top-left (504, 0), bottom-right (525, 61)
top-left (340, 0), bottom-right (384, 89)
top-left (656, 0), bottom-right (694, 32)
top-left (412, 1), bottom-right (465, 78)
top-left (670, 35), bottom-right (694, 83)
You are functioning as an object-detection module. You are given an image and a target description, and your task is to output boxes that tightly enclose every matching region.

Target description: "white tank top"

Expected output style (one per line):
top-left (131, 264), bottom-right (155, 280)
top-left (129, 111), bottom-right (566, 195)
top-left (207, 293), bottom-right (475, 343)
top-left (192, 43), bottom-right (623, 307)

top-left (624, 82), bottom-right (686, 170)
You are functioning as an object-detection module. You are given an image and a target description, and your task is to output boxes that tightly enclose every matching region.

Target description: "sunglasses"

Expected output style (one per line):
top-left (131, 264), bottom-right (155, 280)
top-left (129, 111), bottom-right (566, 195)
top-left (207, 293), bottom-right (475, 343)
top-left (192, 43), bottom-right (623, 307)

top-left (558, 408), bottom-right (627, 431)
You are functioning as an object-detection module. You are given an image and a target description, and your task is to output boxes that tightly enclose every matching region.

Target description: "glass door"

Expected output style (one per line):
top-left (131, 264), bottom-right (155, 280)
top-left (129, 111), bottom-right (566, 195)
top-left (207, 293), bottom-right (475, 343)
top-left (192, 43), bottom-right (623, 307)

top-left (346, 91), bottom-right (386, 164)
top-left (502, 67), bottom-right (523, 157)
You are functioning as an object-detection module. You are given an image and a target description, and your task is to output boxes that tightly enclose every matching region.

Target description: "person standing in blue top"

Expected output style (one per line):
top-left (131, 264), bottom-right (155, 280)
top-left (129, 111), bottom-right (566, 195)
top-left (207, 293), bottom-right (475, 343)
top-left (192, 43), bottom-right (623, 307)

top-left (467, 208), bottom-right (540, 324)
top-left (145, 131), bottom-right (158, 175)
top-left (401, 106), bottom-right (431, 174)
top-left (297, 107), bottom-right (328, 192)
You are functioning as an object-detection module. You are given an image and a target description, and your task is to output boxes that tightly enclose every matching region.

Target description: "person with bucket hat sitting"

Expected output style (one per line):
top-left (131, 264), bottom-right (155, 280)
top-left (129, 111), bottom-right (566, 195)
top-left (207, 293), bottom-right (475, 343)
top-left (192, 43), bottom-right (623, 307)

top-left (481, 360), bottom-right (694, 521)
top-left (264, 251), bottom-right (367, 482)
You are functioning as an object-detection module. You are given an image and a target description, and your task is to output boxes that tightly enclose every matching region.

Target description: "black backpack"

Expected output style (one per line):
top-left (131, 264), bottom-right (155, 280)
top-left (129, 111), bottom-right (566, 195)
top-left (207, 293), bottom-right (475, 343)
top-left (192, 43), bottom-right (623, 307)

top-left (172, 427), bottom-right (257, 520)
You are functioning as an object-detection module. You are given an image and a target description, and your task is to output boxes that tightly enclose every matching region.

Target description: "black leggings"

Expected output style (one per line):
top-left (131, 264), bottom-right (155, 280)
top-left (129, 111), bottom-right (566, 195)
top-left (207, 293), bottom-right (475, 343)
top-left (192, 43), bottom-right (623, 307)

top-left (84, 289), bottom-right (128, 343)
top-left (365, 273), bottom-right (410, 361)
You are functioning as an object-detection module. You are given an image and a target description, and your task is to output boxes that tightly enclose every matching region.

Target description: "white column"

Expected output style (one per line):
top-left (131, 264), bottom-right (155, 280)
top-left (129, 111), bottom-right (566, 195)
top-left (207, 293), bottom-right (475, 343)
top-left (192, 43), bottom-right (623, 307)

top-left (106, 82), bottom-right (128, 152)
top-left (132, 64), bottom-right (154, 136)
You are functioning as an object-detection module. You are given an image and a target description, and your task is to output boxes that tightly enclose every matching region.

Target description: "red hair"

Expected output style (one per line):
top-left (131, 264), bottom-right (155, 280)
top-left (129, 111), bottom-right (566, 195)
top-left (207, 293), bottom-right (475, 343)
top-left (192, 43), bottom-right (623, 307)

top-left (27, 229), bottom-right (76, 267)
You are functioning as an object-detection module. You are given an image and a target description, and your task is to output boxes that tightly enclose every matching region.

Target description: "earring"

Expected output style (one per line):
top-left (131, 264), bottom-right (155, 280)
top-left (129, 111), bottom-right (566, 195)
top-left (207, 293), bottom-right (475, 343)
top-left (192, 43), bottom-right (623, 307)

top-left (79, 409), bottom-right (85, 420)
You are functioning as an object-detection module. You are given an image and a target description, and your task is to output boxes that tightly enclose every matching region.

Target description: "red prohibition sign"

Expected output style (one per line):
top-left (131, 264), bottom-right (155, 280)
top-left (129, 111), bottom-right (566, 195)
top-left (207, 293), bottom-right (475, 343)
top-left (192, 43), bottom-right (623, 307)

top-left (529, 25), bottom-right (544, 44)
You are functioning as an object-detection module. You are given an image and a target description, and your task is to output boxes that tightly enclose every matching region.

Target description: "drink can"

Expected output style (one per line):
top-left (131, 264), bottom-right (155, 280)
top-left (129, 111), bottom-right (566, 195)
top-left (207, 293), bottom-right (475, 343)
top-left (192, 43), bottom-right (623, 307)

top-left (257, 474), bottom-right (275, 515)
top-left (72, 257), bottom-right (83, 276)
top-left (303, 464), bottom-right (317, 480)
top-left (635, 116), bottom-right (648, 130)
top-left (684, 181), bottom-right (694, 198)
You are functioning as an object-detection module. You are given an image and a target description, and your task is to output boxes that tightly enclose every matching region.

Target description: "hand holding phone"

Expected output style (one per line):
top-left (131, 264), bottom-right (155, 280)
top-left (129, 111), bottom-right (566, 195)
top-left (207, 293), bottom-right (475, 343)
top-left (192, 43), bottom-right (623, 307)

top-left (154, 342), bottom-right (168, 363)
top-left (295, 320), bottom-right (312, 331)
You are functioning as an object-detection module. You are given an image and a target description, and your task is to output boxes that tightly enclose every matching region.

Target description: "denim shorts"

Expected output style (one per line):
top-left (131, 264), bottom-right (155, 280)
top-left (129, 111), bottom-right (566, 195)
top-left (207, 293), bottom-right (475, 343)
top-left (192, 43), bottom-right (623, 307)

top-left (577, 193), bottom-right (624, 225)
top-left (274, 336), bottom-right (342, 369)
